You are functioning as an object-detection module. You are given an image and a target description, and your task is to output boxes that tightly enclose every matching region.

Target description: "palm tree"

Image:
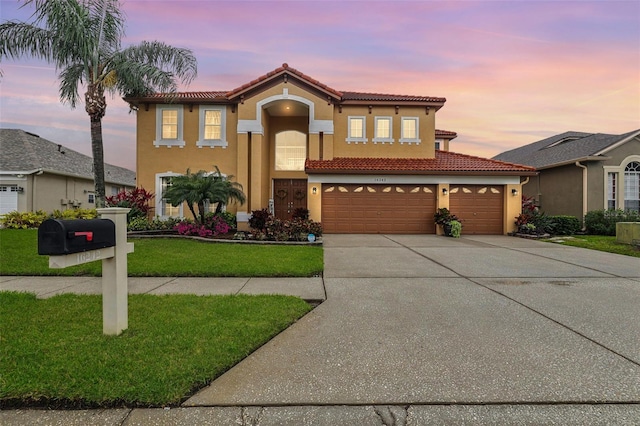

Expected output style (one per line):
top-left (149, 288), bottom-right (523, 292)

top-left (208, 166), bottom-right (246, 215)
top-left (0, 0), bottom-right (197, 207)
top-left (163, 167), bottom-right (246, 224)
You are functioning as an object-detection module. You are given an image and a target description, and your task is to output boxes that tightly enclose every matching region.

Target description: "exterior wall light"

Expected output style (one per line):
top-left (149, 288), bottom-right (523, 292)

top-left (312, 187), bottom-right (317, 195)
top-left (442, 188), bottom-right (448, 195)
top-left (512, 189), bottom-right (519, 196)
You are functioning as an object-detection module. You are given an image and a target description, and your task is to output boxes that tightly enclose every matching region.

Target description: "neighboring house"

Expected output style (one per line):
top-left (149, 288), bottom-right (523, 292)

top-left (494, 129), bottom-right (640, 221)
top-left (124, 63), bottom-right (534, 234)
top-left (0, 129), bottom-right (136, 215)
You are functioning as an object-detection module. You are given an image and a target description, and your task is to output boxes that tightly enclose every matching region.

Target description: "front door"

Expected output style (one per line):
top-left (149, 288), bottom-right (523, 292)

top-left (274, 179), bottom-right (308, 219)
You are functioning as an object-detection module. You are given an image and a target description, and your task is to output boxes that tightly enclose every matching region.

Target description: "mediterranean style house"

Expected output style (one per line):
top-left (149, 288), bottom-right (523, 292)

top-left (494, 129), bottom-right (640, 221)
top-left (125, 64), bottom-right (535, 234)
top-left (0, 129), bottom-right (136, 215)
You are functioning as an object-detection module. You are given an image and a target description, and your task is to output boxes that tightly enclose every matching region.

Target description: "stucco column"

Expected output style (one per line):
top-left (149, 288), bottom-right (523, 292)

top-left (307, 182), bottom-right (321, 222)
top-left (308, 133), bottom-right (320, 160)
top-left (236, 133), bottom-right (250, 229)
top-left (323, 134), bottom-right (334, 160)
top-left (250, 133), bottom-right (263, 211)
top-left (436, 184), bottom-right (450, 235)
top-left (505, 184), bottom-right (521, 234)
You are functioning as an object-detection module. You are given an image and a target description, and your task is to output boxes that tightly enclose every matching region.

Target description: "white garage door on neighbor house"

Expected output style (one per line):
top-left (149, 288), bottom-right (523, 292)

top-left (0, 185), bottom-right (19, 215)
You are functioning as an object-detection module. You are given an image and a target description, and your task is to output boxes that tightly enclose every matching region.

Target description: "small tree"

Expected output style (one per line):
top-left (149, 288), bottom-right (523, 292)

top-left (163, 167), bottom-right (245, 224)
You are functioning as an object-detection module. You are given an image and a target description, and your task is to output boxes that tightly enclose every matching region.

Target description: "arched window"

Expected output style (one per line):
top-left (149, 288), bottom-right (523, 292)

top-left (624, 161), bottom-right (640, 212)
top-left (275, 131), bottom-right (306, 171)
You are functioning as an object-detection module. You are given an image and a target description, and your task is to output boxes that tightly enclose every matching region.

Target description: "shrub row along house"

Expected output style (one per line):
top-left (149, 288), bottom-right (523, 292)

top-left (494, 129), bottom-right (640, 221)
top-left (0, 129), bottom-right (135, 215)
top-left (123, 63), bottom-right (536, 234)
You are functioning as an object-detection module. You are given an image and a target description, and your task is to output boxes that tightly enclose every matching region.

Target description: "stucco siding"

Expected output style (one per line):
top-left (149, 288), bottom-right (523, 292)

top-left (332, 105), bottom-right (436, 159)
top-left (528, 165), bottom-right (584, 219)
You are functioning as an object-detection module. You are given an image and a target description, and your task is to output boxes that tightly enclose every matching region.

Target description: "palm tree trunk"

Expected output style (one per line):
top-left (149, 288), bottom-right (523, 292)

top-left (86, 84), bottom-right (107, 208)
top-left (90, 119), bottom-right (106, 208)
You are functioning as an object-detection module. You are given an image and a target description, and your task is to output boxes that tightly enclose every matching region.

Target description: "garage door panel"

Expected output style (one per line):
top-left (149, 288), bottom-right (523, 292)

top-left (322, 184), bottom-right (436, 234)
top-left (449, 185), bottom-right (504, 235)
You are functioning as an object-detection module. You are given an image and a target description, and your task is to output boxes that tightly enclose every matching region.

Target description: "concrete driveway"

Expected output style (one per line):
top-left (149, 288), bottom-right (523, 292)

top-left (184, 234), bottom-right (640, 423)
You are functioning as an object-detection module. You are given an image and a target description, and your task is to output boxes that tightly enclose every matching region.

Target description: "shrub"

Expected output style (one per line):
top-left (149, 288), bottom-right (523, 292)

top-left (52, 208), bottom-right (97, 219)
top-left (549, 215), bottom-right (580, 235)
top-left (216, 211), bottom-right (237, 229)
top-left (175, 221), bottom-right (213, 237)
top-left (203, 213), bottom-right (231, 236)
top-left (585, 209), bottom-right (640, 236)
top-left (127, 216), bottom-right (182, 232)
top-left (105, 187), bottom-right (154, 222)
top-left (249, 208), bottom-right (272, 231)
top-left (292, 207), bottom-right (309, 220)
top-left (0, 210), bottom-right (48, 229)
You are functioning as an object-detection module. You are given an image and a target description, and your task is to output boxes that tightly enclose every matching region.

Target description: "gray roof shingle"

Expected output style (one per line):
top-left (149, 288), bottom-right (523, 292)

top-left (0, 129), bottom-right (136, 186)
top-left (493, 129), bottom-right (640, 169)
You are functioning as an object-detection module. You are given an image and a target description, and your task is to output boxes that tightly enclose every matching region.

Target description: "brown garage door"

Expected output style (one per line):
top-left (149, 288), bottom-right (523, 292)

top-left (322, 184), bottom-right (437, 234)
top-left (449, 185), bottom-right (504, 234)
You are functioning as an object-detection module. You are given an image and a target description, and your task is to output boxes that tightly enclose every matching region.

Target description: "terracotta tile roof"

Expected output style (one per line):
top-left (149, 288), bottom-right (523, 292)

top-left (341, 91), bottom-right (446, 103)
top-left (306, 151), bottom-right (536, 175)
top-left (226, 63), bottom-right (343, 99)
top-left (142, 91), bottom-right (228, 100)
top-left (435, 129), bottom-right (457, 138)
top-left (124, 64), bottom-right (445, 106)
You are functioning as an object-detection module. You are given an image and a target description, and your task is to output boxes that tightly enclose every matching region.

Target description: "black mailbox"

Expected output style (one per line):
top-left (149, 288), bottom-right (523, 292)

top-left (38, 219), bottom-right (116, 255)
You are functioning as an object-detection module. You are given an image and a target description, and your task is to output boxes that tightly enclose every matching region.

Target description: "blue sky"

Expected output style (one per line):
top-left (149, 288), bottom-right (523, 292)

top-left (1, 0), bottom-right (638, 171)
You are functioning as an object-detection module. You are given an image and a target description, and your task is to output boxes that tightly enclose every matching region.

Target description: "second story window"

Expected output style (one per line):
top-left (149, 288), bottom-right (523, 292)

top-left (154, 105), bottom-right (185, 147)
top-left (373, 117), bottom-right (393, 144)
top-left (197, 106), bottom-right (228, 148)
top-left (400, 117), bottom-right (420, 144)
top-left (346, 116), bottom-right (367, 144)
top-left (275, 130), bottom-right (307, 171)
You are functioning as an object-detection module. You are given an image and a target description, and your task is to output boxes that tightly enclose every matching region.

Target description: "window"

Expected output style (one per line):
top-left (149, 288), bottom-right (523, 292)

top-left (154, 105), bottom-right (185, 147)
top-left (197, 106), bottom-right (228, 148)
top-left (373, 117), bottom-right (393, 143)
top-left (607, 172), bottom-right (617, 210)
top-left (275, 131), bottom-right (306, 171)
top-left (156, 173), bottom-right (183, 217)
top-left (435, 138), bottom-right (443, 150)
top-left (346, 116), bottom-right (367, 144)
top-left (400, 117), bottom-right (420, 144)
top-left (88, 193), bottom-right (95, 204)
top-left (624, 161), bottom-right (640, 212)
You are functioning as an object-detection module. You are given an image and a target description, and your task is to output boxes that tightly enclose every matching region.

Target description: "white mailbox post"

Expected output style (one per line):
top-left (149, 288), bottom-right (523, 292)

top-left (47, 207), bottom-right (134, 335)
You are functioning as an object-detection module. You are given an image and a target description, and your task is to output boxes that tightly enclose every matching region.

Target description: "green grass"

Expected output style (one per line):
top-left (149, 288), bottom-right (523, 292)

top-left (0, 229), bottom-right (323, 277)
top-left (0, 291), bottom-right (312, 407)
top-left (546, 235), bottom-right (640, 257)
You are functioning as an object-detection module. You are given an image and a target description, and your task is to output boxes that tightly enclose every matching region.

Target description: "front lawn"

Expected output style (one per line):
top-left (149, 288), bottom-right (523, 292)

top-left (546, 235), bottom-right (640, 257)
top-left (0, 291), bottom-right (312, 407)
top-left (0, 229), bottom-right (323, 277)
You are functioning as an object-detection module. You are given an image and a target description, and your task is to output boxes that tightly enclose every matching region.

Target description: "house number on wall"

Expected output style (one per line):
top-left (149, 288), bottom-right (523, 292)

top-left (373, 178), bottom-right (387, 182)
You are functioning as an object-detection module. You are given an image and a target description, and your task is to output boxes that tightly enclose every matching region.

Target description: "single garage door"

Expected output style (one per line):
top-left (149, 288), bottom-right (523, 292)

top-left (322, 184), bottom-right (437, 234)
top-left (449, 185), bottom-right (504, 234)
top-left (0, 185), bottom-right (18, 215)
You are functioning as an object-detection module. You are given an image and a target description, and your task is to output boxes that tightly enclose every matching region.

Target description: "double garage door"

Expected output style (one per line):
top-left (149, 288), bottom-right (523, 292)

top-left (321, 183), bottom-right (504, 235)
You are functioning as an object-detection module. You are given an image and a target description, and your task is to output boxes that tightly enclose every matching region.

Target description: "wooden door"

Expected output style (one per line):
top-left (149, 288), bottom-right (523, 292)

top-left (274, 179), bottom-right (308, 219)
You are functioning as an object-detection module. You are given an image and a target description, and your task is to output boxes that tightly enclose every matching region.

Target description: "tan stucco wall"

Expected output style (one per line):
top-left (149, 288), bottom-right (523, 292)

top-left (332, 105), bottom-right (436, 159)
top-left (135, 104), bottom-right (239, 215)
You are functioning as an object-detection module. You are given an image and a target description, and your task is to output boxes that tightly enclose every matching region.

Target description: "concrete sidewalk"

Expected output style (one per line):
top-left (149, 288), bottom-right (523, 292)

top-left (0, 275), bottom-right (326, 302)
top-left (2, 235), bottom-right (640, 425)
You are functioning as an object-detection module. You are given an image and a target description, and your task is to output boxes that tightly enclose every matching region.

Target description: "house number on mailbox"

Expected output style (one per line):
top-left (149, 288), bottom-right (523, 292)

top-left (77, 250), bottom-right (102, 263)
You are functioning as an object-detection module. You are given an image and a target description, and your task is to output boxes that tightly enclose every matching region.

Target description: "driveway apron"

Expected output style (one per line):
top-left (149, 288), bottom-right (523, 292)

top-left (186, 235), bottom-right (640, 406)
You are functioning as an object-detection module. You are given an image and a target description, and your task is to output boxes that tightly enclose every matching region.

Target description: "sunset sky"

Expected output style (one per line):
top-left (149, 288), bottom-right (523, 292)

top-left (1, 0), bottom-right (638, 172)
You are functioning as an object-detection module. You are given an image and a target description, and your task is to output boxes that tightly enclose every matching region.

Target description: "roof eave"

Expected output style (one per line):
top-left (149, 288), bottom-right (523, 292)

top-left (592, 129), bottom-right (640, 156)
top-left (536, 156), bottom-right (611, 170)
top-left (306, 169), bottom-right (537, 176)
top-left (339, 99), bottom-right (445, 110)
